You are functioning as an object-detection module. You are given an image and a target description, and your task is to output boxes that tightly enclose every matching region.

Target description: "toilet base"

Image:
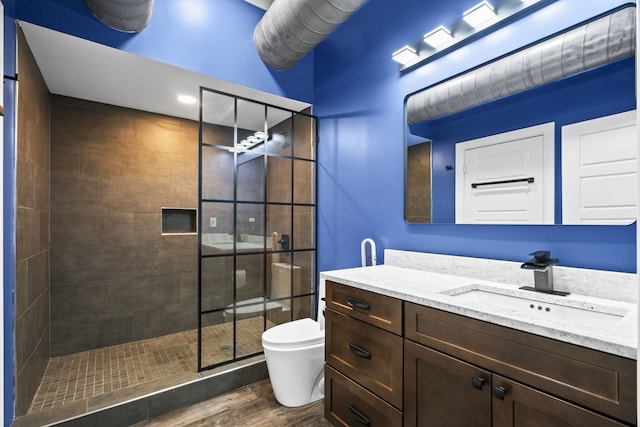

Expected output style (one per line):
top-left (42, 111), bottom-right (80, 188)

top-left (262, 319), bottom-right (325, 408)
top-left (264, 345), bottom-right (325, 407)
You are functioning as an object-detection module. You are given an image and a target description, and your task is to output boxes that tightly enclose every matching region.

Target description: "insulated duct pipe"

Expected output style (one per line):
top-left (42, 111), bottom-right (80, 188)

top-left (254, 0), bottom-right (366, 71)
top-left (406, 6), bottom-right (635, 124)
top-left (85, 0), bottom-right (154, 33)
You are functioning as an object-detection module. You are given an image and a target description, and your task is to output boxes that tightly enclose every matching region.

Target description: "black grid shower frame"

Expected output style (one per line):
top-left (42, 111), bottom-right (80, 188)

top-left (198, 87), bottom-right (318, 372)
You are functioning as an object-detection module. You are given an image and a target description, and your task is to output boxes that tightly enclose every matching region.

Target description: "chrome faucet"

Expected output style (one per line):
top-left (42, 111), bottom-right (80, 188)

top-left (519, 251), bottom-right (569, 296)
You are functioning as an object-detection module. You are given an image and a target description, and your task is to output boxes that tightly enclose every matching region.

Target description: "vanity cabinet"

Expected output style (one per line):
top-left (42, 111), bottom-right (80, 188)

top-left (405, 341), bottom-right (629, 426)
top-left (325, 281), bottom-right (403, 426)
top-left (323, 280), bottom-right (636, 426)
top-left (405, 302), bottom-right (636, 426)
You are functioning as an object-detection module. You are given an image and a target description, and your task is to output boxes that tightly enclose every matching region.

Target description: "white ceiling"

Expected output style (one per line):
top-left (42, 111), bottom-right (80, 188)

top-left (18, 21), bottom-right (309, 128)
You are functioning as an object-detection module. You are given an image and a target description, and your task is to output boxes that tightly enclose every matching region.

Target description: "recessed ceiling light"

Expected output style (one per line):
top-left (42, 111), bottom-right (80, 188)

top-left (423, 26), bottom-right (454, 49)
top-left (178, 95), bottom-right (197, 104)
top-left (463, 1), bottom-right (496, 28)
top-left (392, 46), bottom-right (419, 65)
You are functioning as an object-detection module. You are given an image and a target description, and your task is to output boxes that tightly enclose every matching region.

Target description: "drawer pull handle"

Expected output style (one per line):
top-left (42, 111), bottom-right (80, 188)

top-left (347, 404), bottom-right (371, 426)
top-left (493, 386), bottom-right (507, 400)
top-left (346, 343), bottom-right (371, 360)
top-left (472, 377), bottom-right (485, 390)
top-left (346, 298), bottom-right (371, 311)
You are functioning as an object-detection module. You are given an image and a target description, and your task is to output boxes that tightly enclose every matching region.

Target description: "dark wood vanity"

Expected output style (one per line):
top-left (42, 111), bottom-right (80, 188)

top-left (324, 280), bottom-right (637, 426)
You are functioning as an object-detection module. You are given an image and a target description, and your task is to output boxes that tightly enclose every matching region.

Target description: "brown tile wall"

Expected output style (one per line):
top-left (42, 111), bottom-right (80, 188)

top-left (50, 96), bottom-right (198, 356)
top-left (15, 30), bottom-right (52, 416)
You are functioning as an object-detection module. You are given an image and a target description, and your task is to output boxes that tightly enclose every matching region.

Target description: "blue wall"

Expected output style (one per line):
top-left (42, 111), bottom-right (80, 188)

top-left (314, 0), bottom-right (637, 274)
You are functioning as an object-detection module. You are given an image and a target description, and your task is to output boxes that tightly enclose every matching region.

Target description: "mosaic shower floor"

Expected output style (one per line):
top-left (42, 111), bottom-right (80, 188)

top-left (29, 317), bottom-right (272, 414)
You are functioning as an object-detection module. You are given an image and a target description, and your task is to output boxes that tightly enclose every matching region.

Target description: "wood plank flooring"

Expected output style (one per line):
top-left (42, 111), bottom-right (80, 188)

top-left (134, 379), bottom-right (331, 426)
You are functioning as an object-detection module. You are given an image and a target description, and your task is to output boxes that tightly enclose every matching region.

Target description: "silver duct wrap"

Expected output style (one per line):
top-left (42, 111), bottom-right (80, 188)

top-left (85, 0), bottom-right (154, 33)
top-left (254, 0), bottom-right (366, 71)
top-left (407, 6), bottom-right (635, 124)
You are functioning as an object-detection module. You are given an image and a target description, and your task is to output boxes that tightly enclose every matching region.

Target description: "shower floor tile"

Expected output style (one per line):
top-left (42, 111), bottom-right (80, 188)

top-left (29, 317), bottom-right (271, 414)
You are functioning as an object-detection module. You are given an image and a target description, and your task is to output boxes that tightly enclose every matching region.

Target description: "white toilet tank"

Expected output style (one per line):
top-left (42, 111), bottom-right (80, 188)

top-left (270, 263), bottom-right (301, 311)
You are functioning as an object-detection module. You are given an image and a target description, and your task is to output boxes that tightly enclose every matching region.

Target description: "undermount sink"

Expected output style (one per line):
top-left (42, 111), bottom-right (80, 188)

top-left (440, 284), bottom-right (630, 328)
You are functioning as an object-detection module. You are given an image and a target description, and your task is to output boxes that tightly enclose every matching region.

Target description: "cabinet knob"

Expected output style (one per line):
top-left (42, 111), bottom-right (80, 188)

top-left (347, 404), bottom-right (371, 426)
top-left (472, 377), bottom-right (485, 390)
top-left (493, 386), bottom-right (507, 400)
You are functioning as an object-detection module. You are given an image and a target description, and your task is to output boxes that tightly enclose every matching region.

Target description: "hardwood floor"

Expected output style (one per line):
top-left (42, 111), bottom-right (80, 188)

top-left (134, 379), bottom-right (331, 426)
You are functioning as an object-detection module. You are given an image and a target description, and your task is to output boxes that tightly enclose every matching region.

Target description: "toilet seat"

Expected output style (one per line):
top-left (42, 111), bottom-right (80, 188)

top-left (262, 318), bottom-right (324, 349)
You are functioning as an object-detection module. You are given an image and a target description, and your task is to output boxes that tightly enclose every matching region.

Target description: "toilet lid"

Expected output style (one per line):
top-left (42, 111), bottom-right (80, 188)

top-left (262, 318), bottom-right (324, 349)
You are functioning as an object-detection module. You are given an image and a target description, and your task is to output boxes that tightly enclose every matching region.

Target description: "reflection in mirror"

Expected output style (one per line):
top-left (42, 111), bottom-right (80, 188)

top-left (406, 141), bottom-right (432, 224)
top-left (405, 56), bottom-right (636, 226)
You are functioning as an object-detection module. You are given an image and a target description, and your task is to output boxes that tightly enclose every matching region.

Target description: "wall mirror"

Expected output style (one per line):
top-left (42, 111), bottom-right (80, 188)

top-left (404, 5), bottom-right (637, 225)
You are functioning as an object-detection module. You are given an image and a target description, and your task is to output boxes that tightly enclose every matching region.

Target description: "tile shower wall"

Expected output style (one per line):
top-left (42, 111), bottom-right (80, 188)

top-left (15, 30), bottom-right (52, 416)
top-left (50, 96), bottom-right (198, 356)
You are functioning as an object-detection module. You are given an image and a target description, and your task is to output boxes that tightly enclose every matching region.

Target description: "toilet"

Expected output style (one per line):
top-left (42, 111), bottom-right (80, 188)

top-left (261, 279), bottom-right (326, 407)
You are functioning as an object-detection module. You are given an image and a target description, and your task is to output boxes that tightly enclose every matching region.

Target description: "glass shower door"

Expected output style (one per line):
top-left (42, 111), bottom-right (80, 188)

top-left (198, 88), bottom-right (317, 371)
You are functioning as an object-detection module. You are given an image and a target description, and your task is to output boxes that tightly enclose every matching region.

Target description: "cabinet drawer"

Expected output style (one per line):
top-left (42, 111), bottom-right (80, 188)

top-left (326, 308), bottom-right (403, 409)
top-left (405, 303), bottom-right (637, 425)
top-left (326, 281), bottom-right (403, 335)
top-left (325, 366), bottom-right (402, 427)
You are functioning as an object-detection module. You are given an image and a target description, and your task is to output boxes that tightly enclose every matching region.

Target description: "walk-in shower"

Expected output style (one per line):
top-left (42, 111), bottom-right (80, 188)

top-left (14, 23), bottom-right (318, 423)
top-left (198, 88), bottom-right (318, 370)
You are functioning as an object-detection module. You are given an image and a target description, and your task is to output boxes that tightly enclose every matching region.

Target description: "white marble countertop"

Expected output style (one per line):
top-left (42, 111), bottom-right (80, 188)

top-left (321, 264), bottom-right (638, 359)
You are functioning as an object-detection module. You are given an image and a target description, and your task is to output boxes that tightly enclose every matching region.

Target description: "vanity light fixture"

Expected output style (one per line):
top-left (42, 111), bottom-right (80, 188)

top-left (393, 0), bottom-right (557, 73)
top-left (392, 45), bottom-right (419, 65)
top-left (423, 26), bottom-right (454, 48)
top-left (462, 1), bottom-right (496, 28)
top-left (177, 94), bottom-right (197, 104)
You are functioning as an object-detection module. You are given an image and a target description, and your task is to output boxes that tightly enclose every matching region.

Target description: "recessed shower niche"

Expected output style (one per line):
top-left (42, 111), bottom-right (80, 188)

top-left (161, 207), bottom-right (197, 234)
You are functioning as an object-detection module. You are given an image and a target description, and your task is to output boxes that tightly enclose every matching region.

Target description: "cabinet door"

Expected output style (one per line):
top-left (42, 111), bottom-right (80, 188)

top-left (492, 375), bottom-right (629, 427)
top-left (404, 340), bottom-right (491, 427)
